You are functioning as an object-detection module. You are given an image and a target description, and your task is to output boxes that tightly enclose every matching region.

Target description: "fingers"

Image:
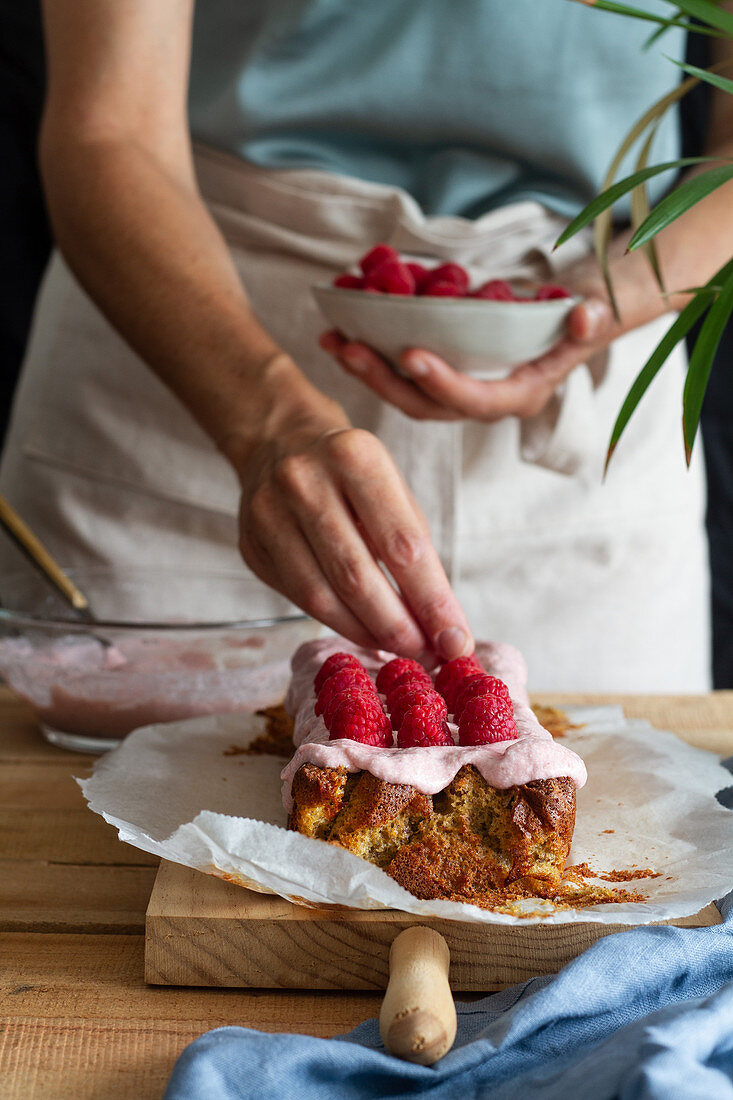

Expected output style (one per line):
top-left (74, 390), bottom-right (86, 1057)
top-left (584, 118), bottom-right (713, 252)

top-left (239, 493), bottom-right (382, 652)
top-left (320, 332), bottom-right (457, 421)
top-left (566, 297), bottom-right (615, 343)
top-left (321, 294), bottom-right (614, 425)
top-left (398, 348), bottom-right (566, 420)
top-left (283, 472), bottom-right (430, 657)
top-left (331, 431), bottom-right (474, 661)
top-left (320, 291), bottom-right (614, 426)
top-left (240, 426), bottom-right (474, 661)
top-left (325, 330), bottom-right (545, 420)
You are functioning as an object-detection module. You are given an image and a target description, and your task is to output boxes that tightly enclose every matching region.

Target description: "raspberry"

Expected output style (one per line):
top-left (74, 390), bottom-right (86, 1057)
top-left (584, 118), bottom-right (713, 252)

top-left (472, 279), bottom-right (516, 301)
top-left (421, 280), bottom-right (465, 298)
top-left (363, 258), bottom-right (416, 296)
top-left (360, 243), bottom-right (399, 276)
top-left (453, 674), bottom-right (513, 722)
top-left (323, 686), bottom-right (384, 729)
top-left (333, 273), bottom-right (364, 290)
top-left (535, 284), bottom-right (572, 300)
top-left (434, 655), bottom-right (482, 711)
top-left (329, 696), bottom-right (393, 746)
top-left (406, 262), bottom-right (431, 291)
top-left (376, 658), bottom-right (431, 696)
top-left (397, 705), bottom-right (454, 748)
top-left (314, 652), bottom-right (366, 694)
top-left (388, 683), bottom-right (447, 730)
top-left (424, 263), bottom-right (470, 294)
top-left (389, 669), bottom-right (435, 696)
top-left (315, 667), bottom-right (375, 716)
top-left (458, 695), bottom-right (519, 746)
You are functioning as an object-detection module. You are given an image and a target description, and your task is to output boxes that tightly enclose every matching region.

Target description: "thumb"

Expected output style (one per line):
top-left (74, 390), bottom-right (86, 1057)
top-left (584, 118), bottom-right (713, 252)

top-left (566, 297), bottom-right (614, 344)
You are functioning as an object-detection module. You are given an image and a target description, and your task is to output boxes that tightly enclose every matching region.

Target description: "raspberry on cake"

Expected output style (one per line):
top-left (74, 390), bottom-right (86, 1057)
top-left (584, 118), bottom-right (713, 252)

top-left (435, 655), bottom-right (482, 711)
top-left (314, 651), bottom-right (366, 694)
top-left (459, 695), bottom-right (519, 745)
top-left (322, 686), bottom-right (385, 730)
top-left (281, 637), bottom-right (587, 905)
top-left (314, 666), bottom-right (375, 717)
top-left (329, 696), bottom-right (393, 747)
top-left (453, 673), bottom-right (513, 722)
top-left (375, 658), bottom-right (431, 696)
top-left (397, 705), bottom-right (453, 749)
top-left (388, 683), bottom-right (447, 730)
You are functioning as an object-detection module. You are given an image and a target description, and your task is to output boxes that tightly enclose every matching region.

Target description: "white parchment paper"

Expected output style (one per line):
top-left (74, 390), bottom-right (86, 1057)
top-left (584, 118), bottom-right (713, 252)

top-left (79, 705), bottom-right (733, 924)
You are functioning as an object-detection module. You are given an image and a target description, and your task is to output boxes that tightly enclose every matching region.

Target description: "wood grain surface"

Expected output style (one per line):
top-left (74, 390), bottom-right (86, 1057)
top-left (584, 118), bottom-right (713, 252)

top-left (3, 688), bottom-right (733, 1098)
top-left (145, 863), bottom-right (721, 991)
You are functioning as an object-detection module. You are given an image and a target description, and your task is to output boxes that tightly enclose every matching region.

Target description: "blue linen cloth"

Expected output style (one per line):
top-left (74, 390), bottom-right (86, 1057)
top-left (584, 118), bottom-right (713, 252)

top-left (165, 891), bottom-right (733, 1100)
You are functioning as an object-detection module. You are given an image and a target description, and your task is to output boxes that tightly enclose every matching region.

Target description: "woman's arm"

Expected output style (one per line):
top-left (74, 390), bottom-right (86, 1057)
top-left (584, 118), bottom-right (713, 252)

top-left (39, 0), bottom-right (473, 661)
top-left (322, 22), bottom-right (733, 423)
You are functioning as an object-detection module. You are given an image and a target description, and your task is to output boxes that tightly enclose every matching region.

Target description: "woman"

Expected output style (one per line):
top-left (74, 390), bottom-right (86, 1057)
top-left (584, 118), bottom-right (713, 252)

top-left (3, 1), bottom-right (732, 689)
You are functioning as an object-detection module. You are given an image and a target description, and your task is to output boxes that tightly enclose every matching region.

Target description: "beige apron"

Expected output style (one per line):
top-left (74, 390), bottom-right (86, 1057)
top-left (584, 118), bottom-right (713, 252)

top-left (0, 145), bottom-right (710, 691)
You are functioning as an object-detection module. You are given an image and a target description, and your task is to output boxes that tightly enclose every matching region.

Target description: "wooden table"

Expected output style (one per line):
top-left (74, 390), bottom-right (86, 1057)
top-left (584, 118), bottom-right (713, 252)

top-left (3, 689), bottom-right (733, 1099)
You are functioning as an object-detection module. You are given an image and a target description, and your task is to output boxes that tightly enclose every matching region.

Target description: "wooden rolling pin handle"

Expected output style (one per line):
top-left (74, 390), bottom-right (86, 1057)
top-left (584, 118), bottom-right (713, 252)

top-left (379, 926), bottom-right (457, 1066)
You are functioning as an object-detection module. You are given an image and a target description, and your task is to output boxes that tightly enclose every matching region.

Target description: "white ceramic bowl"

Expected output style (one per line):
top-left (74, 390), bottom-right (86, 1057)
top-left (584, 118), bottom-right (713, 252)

top-left (313, 285), bottom-right (579, 379)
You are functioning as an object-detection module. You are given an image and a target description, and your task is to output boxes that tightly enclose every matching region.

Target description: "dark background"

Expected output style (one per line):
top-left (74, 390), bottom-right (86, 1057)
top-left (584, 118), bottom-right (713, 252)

top-left (1, 5), bottom-right (730, 685)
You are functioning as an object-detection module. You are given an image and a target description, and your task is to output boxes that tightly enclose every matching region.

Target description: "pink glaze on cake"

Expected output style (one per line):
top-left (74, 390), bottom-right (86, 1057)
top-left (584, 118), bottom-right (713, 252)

top-left (280, 637), bottom-right (586, 811)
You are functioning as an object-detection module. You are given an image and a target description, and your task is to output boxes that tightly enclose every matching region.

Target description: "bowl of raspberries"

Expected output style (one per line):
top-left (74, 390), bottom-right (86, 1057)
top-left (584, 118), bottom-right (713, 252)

top-left (313, 244), bottom-right (579, 378)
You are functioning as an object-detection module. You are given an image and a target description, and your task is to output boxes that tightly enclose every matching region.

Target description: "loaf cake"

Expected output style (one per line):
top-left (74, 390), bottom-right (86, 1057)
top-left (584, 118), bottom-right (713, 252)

top-left (281, 638), bottom-right (586, 906)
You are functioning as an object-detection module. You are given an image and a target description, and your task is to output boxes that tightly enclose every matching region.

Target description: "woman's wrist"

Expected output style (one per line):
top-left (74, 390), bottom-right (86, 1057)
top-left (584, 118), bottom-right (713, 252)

top-left (217, 350), bottom-right (351, 478)
top-left (560, 229), bottom-right (672, 338)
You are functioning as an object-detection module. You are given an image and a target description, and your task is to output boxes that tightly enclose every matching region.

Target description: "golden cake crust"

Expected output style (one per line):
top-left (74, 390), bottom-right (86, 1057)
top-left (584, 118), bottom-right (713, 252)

top-left (288, 761), bottom-right (576, 904)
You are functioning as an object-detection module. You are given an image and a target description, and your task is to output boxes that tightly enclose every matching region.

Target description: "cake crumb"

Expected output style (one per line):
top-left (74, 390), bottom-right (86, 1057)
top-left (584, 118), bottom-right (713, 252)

top-left (223, 704), bottom-right (294, 758)
top-left (598, 868), bottom-right (661, 882)
top-left (531, 703), bottom-right (580, 739)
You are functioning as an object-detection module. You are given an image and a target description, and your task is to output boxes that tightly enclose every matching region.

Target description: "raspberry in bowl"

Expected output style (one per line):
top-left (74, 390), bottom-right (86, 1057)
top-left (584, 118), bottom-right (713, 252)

top-left (313, 244), bottom-right (579, 379)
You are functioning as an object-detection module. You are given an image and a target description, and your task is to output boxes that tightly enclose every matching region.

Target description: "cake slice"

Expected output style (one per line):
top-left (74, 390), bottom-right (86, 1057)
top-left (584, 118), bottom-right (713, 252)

top-left (281, 639), bottom-right (586, 905)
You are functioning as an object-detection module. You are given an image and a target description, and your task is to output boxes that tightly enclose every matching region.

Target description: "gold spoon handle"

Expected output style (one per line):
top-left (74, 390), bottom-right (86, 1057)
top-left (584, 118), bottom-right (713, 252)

top-left (0, 493), bottom-right (90, 613)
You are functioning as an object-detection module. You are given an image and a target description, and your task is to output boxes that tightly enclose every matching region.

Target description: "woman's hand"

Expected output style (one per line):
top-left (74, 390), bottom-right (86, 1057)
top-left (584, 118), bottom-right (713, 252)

top-left (320, 246), bottom-right (667, 424)
top-left (226, 358), bottom-right (474, 662)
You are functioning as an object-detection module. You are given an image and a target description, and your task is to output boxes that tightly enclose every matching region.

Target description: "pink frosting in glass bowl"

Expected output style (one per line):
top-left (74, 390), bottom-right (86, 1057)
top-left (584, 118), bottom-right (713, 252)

top-left (281, 638), bottom-right (587, 810)
top-left (0, 566), bottom-right (319, 752)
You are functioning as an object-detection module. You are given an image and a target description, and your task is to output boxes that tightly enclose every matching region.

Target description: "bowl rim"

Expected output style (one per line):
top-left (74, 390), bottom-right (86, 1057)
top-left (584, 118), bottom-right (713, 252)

top-left (0, 564), bottom-right (310, 632)
top-left (312, 284), bottom-right (581, 307)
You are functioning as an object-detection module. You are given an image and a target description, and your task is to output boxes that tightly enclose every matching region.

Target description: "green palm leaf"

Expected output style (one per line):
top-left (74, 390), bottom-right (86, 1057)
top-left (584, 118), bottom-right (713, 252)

top-left (605, 256), bottom-right (733, 472)
top-left (644, 16), bottom-right (721, 45)
top-left (630, 128), bottom-right (665, 290)
top-left (605, 295), bottom-right (711, 473)
top-left (665, 0), bottom-right (733, 35)
top-left (682, 268), bottom-right (733, 462)
top-left (588, 0), bottom-right (725, 34)
top-left (643, 21), bottom-right (679, 49)
top-left (554, 157), bottom-right (713, 248)
top-left (589, 1), bottom-right (683, 24)
top-left (669, 57), bottom-right (733, 95)
top-left (556, 69), bottom-right (704, 318)
top-left (627, 163), bottom-right (733, 250)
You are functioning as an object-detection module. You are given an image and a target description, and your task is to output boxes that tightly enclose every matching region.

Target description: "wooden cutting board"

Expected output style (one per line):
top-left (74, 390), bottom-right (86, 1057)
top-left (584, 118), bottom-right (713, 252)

top-left (145, 697), bottom-right (731, 991)
top-left (145, 862), bottom-right (720, 991)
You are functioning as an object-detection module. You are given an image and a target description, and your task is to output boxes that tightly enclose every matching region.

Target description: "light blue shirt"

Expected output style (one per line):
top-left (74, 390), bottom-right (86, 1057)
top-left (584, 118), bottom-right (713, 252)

top-left (189, 1), bottom-right (684, 219)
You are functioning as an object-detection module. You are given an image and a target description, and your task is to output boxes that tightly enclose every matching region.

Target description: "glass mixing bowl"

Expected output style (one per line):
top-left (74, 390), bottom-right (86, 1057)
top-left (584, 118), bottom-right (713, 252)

top-left (0, 567), bottom-right (320, 752)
